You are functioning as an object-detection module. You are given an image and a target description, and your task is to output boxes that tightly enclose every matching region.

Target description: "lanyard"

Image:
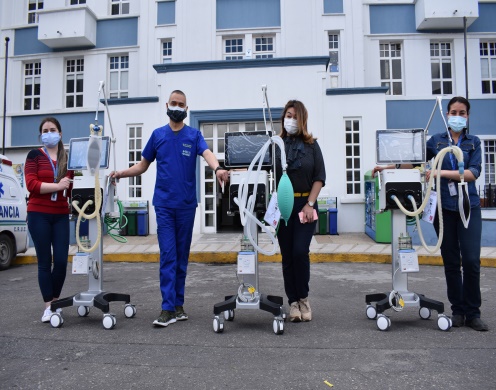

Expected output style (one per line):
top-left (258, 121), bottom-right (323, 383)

top-left (449, 136), bottom-right (463, 171)
top-left (43, 147), bottom-right (58, 183)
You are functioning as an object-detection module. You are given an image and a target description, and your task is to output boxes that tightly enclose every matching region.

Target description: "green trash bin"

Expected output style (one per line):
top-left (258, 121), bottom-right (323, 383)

top-left (126, 211), bottom-right (137, 236)
top-left (318, 209), bottom-right (328, 235)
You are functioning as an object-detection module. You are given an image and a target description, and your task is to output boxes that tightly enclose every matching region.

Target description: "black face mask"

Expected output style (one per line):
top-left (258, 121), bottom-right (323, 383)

top-left (167, 108), bottom-right (187, 123)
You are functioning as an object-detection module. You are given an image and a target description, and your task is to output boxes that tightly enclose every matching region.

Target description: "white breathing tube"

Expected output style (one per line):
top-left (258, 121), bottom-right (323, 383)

top-left (389, 145), bottom-right (466, 254)
top-left (233, 135), bottom-right (287, 256)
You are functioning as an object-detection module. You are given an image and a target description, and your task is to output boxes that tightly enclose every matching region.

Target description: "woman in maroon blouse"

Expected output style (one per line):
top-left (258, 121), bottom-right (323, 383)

top-left (25, 117), bottom-right (73, 323)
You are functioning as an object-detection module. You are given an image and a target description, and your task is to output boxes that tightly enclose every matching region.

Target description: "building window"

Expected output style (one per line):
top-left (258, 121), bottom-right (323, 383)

top-left (431, 42), bottom-right (453, 95)
top-left (109, 55), bottom-right (129, 98)
top-left (380, 42), bottom-right (403, 95)
top-left (111, 0), bottom-right (130, 15)
top-left (485, 140), bottom-right (496, 185)
top-left (28, 0), bottom-right (44, 24)
top-left (66, 58), bottom-right (84, 108)
top-left (162, 39), bottom-right (172, 63)
top-left (480, 41), bottom-right (496, 94)
top-left (224, 38), bottom-right (244, 60)
top-left (345, 119), bottom-right (361, 195)
top-left (70, 0), bottom-right (86, 4)
top-left (254, 36), bottom-right (274, 59)
top-left (328, 33), bottom-right (339, 72)
top-left (24, 62), bottom-right (41, 111)
top-left (128, 125), bottom-right (142, 197)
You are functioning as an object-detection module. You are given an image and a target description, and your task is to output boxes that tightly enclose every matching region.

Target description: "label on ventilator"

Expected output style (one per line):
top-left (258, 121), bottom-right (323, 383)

top-left (398, 250), bottom-right (419, 273)
top-left (72, 253), bottom-right (90, 274)
top-left (237, 252), bottom-right (256, 274)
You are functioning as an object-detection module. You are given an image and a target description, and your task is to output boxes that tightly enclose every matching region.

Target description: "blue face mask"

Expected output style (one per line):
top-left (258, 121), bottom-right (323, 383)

top-left (447, 116), bottom-right (467, 133)
top-left (41, 132), bottom-right (61, 148)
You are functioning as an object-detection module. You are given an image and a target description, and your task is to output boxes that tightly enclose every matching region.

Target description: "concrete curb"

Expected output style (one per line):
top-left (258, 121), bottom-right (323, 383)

top-left (13, 253), bottom-right (496, 268)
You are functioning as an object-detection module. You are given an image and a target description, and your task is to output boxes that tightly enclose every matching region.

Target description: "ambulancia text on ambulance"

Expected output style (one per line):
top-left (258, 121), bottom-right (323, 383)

top-left (0, 155), bottom-right (28, 270)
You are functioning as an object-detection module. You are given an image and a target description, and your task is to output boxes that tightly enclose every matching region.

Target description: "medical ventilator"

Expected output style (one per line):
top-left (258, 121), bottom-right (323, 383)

top-left (365, 97), bottom-right (470, 331)
top-left (49, 81), bottom-right (135, 329)
top-left (212, 86), bottom-right (293, 335)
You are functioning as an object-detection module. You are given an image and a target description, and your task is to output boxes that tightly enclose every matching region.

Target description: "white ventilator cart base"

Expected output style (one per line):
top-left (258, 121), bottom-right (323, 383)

top-left (50, 82), bottom-right (136, 329)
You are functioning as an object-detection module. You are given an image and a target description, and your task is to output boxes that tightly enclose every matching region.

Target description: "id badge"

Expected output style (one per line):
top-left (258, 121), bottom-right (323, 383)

top-left (51, 192), bottom-right (58, 201)
top-left (448, 181), bottom-right (457, 196)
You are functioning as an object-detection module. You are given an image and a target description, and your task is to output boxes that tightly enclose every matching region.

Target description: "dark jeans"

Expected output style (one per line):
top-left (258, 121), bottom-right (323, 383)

top-left (277, 198), bottom-right (316, 305)
top-left (155, 206), bottom-right (196, 311)
top-left (28, 212), bottom-right (70, 303)
top-left (434, 207), bottom-right (482, 320)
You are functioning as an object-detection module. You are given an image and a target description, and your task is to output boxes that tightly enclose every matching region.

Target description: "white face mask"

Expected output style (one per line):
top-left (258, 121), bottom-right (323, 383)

top-left (284, 118), bottom-right (298, 135)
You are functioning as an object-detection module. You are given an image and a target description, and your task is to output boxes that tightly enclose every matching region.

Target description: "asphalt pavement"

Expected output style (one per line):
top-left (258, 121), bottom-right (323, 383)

top-left (1, 250), bottom-right (495, 389)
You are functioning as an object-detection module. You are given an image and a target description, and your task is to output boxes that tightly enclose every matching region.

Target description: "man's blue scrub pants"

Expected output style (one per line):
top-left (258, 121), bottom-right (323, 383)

top-left (155, 206), bottom-right (196, 311)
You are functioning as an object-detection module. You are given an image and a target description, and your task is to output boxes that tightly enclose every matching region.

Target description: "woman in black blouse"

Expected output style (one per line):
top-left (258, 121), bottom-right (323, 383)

top-left (276, 100), bottom-right (326, 322)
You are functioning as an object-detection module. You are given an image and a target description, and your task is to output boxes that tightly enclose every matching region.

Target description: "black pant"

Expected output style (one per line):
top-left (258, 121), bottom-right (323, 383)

top-left (277, 198), bottom-right (316, 305)
top-left (434, 207), bottom-right (482, 320)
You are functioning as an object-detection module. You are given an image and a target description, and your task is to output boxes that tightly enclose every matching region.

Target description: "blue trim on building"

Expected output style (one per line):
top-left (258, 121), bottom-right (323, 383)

top-left (386, 99), bottom-right (496, 137)
top-left (100, 97), bottom-right (159, 105)
top-left (11, 112), bottom-right (105, 147)
top-left (157, 1), bottom-right (176, 25)
top-left (154, 56), bottom-right (330, 73)
top-left (323, 0), bottom-right (343, 14)
top-left (14, 27), bottom-right (52, 56)
top-left (216, 0), bottom-right (281, 29)
top-left (369, 5), bottom-right (417, 35)
top-left (326, 86), bottom-right (389, 96)
top-left (96, 18), bottom-right (138, 48)
top-left (468, 3), bottom-right (496, 33)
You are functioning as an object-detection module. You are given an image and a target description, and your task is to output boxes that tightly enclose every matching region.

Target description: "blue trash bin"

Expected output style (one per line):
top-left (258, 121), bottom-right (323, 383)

top-left (137, 210), bottom-right (149, 236)
top-left (328, 208), bottom-right (338, 235)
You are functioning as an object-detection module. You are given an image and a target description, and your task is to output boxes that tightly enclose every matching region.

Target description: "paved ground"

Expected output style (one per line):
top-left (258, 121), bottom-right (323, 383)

top-left (1, 256), bottom-right (495, 389)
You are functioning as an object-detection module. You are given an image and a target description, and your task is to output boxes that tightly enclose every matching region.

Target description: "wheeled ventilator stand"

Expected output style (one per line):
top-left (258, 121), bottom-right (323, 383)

top-left (49, 184), bottom-right (136, 329)
top-left (212, 217), bottom-right (286, 335)
top-left (365, 209), bottom-right (452, 331)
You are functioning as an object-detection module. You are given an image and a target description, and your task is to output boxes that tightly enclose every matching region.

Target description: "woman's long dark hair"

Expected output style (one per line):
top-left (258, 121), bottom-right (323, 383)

top-left (39, 117), bottom-right (68, 182)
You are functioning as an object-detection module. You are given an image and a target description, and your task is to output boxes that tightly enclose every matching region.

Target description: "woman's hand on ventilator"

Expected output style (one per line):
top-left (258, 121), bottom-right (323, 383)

top-left (109, 171), bottom-right (120, 183)
top-left (58, 177), bottom-right (71, 190)
top-left (372, 166), bottom-right (384, 177)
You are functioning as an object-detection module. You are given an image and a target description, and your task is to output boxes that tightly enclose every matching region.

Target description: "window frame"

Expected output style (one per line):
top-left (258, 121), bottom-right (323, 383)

top-left (27, 0), bottom-right (44, 24)
top-left (23, 61), bottom-right (41, 111)
top-left (379, 41), bottom-right (403, 96)
top-left (253, 35), bottom-right (275, 59)
top-left (430, 41), bottom-right (453, 95)
top-left (110, 0), bottom-right (130, 16)
top-left (65, 58), bottom-right (84, 108)
top-left (223, 37), bottom-right (245, 60)
top-left (108, 54), bottom-right (129, 99)
top-left (344, 118), bottom-right (362, 196)
top-left (480, 40), bottom-right (496, 94)
top-left (128, 124), bottom-right (143, 198)
top-left (161, 39), bottom-right (173, 63)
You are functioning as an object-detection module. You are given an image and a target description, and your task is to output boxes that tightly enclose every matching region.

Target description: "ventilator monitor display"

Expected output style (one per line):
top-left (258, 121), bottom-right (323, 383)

top-left (68, 136), bottom-right (111, 170)
top-left (376, 129), bottom-right (426, 165)
top-left (224, 131), bottom-right (273, 168)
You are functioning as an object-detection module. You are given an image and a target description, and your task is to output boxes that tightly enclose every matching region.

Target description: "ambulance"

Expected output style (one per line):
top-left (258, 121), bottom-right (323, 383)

top-left (0, 155), bottom-right (28, 270)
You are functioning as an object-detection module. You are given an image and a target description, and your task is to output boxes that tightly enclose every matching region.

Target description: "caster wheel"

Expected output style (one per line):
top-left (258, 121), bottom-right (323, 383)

top-left (103, 314), bottom-right (116, 330)
top-left (437, 315), bottom-right (452, 331)
top-left (50, 313), bottom-right (63, 328)
top-left (419, 307), bottom-right (431, 320)
top-left (213, 316), bottom-right (224, 333)
top-left (376, 314), bottom-right (391, 331)
top-left (124, 304), bottom-right (136, 318)
top-left (273, 319), bottom-right (284, 335)
top-left (366, 305), bottom-right (377, 320)
top-left (77, 306), bottom-right (90, 317)
top-left (223, 309), bottom-right (234, 321)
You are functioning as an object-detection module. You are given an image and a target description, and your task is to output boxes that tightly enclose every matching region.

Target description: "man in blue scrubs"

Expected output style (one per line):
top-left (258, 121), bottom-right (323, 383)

top-left (111, 90), bottom-right (228, 327)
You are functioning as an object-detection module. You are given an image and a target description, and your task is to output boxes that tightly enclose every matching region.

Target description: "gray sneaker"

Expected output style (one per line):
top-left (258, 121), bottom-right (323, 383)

top-left (175, 306), bottom-right (189, 321)
top-left (289, 302), bottom-right (302, 322)
top-left (153, 310), bottom-right (177, 327)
